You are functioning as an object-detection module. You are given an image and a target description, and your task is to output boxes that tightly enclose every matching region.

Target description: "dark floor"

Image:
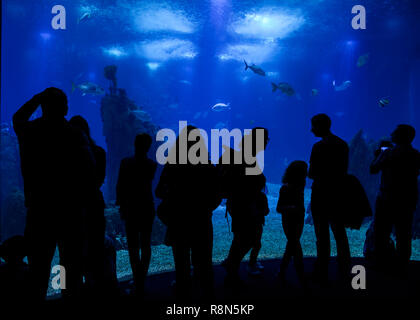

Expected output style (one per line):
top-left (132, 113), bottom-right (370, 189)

top-left (134, 257), bottom-right (419, 301)
top-left (46, 257), bottom-right (419, 316)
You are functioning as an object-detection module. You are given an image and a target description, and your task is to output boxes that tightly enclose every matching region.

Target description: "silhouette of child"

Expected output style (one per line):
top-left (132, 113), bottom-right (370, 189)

top-left (276, 161), bottom-right (307, 285)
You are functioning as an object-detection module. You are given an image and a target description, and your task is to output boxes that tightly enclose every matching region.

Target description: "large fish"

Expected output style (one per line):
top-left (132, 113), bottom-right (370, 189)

top-left (333, 80), bottom-right (351, 91)
top-left (271, 82), bottom-right (295, 96)
top-left (244, 60), bottom-right (266, 76)
top-left (211, 102), bottom-right (231, 112)
top-left (72, 82), bottom-right (105, 96)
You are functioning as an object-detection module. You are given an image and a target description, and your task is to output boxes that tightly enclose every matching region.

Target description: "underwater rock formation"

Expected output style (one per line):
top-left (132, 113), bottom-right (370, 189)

top-left (0, 126), bottom-right (22, 197)
top-left (100, 65), bottom-right (159, 201)
top-left (104, 65), bottom-right (118, 95)
top-left (348, 130), bottom-right (381, 210)
top-left (0, 126), bottom-right (24, 240)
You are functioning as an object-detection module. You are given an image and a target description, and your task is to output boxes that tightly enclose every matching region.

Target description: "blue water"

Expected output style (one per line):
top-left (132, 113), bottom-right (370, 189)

top-left (2, 0), bottom-right (420, 185)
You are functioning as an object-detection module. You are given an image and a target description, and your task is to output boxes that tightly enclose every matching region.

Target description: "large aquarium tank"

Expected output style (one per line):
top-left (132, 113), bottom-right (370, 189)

top-left (1, 0), bottom-right (419, 296)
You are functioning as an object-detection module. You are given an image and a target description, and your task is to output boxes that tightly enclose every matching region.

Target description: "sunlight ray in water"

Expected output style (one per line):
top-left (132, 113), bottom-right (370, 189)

top-left (131, 3), bottom-right (196, 34)
top-left (230, 7), bottom-right (305, 40)
top-left (146, 62), bottom-right (161, 71)
top-left (135, 38), bottom-right (197, 61)
top-left (102, 46), bottom-right (128, 58)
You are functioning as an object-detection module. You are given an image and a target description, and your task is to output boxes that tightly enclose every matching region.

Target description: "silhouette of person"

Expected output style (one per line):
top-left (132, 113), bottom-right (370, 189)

top-left (308, 114), bottom-right (351, 282)
top-left (116, 133), bottom-right (157, 293)
top-left (155, 125), bottom-right (220, 300)
top-left (13, 88), bottom-right (96, 300)
top-left (0, 236), bottom-right (30, 301)
top-left (370, 124), bottom-right (420, 270)
top-left (247, 194), bottom-right (268, 276)
top-left (69, 115), bottom-right (106, 292)
top-left (219, 127), bottom-right (269, 286)
top-left (276, 161), bottom-right (307, 286)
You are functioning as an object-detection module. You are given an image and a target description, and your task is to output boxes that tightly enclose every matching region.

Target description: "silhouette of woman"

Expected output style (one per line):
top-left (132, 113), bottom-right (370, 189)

top-left (69, 115), bottom-right (107, 292)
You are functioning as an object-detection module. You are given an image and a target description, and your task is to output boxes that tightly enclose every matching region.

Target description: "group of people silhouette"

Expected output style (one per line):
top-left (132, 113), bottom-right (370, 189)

top-left (1, 87), bottom-right (419, 302)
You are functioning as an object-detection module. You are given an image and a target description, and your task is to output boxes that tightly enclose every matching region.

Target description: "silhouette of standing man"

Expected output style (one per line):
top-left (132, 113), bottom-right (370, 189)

top-left (308, 114), bottom-right (350, 282)
top-left (155, 125), bottom-right (220, 300)
top-left (370, 125), bottom-right (420, 270)
top-left (116, 133), bottom-right (157, 293)
top-left (219, 127), bottom-right (269, 286)
top-left (13, 88), bottom-right (95, 300)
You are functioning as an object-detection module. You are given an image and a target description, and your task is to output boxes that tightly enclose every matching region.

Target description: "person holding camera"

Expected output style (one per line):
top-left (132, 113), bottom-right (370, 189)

top-left (370, 125), bottom-right (420, 270)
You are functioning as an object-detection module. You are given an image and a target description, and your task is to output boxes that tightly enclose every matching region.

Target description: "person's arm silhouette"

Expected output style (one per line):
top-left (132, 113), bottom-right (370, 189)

top-left (308, 144), bottom-right (319, 180)
top-left (13, 92), bottom-right (43, 135)
top-left (370, 148), bottom-right (390, 174)
top-left (276, 185), bottom-right (297, 214)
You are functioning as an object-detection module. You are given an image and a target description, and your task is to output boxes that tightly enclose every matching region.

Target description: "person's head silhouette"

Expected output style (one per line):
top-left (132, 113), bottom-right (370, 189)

top-left (282, 160), bottom-right (308, 188)
top-left (135, 133), bottom-right (152, 158)
top-left (251, 127), bottom-right (269, 152)
top-left (391, 124), bottom-right (416, 146)
top-left (311, 113), bottom-right (331, 138)
top-left (69, 115), bottom-right (94, 145)
top-left (41, 87), bottom-right (68, 120)
top-left (69, 115), bottom-right (89, 135)
top-left (240, 127), bottom-right (269, 154)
